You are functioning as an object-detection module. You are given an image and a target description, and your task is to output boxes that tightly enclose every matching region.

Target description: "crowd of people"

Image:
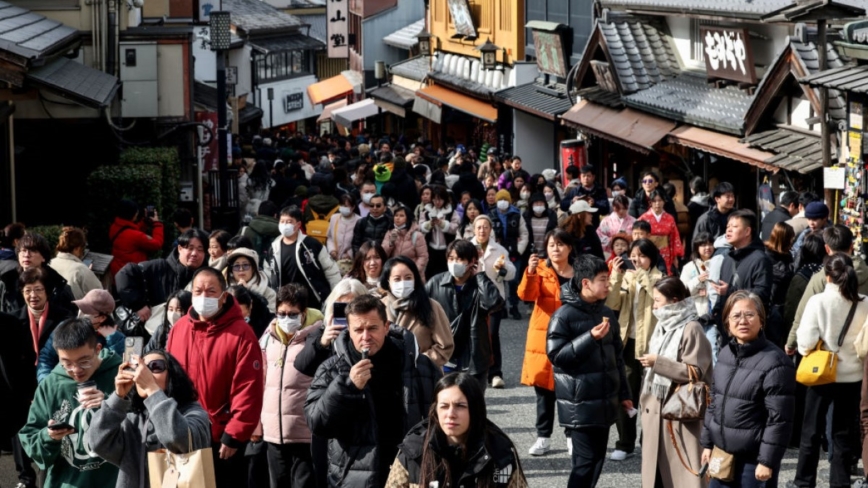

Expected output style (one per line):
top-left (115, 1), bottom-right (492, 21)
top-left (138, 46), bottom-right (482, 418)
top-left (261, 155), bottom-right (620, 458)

top-left (0, 130), bottom-right (864, 488)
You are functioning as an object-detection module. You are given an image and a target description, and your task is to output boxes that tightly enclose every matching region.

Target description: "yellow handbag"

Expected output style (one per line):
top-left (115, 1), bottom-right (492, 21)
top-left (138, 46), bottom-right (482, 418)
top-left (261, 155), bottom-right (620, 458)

top-left (796, 302), bottom-right (857, 387)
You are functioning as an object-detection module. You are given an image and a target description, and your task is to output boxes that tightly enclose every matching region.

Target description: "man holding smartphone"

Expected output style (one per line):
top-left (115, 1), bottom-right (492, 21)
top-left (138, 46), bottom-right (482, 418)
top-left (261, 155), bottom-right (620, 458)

top-left (18, 318), bottom-right (122, 488)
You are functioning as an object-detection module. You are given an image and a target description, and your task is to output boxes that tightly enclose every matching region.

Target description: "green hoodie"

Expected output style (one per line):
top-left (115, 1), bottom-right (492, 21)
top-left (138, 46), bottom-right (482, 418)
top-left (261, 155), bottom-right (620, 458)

top-left (19, 348), bottom-right (122, 488)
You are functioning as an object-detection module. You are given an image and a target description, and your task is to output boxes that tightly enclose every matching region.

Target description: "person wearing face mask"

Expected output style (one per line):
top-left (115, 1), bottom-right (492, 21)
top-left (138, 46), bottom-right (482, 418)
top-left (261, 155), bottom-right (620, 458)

top-left (610, 178), bottom-right (629, 201)
top-left (166, 267), bottom-right (265, 488)
top-left (146, 290), bottom-right (191, 353)
top-left (523, 193), bottom-right (558, 264)
top-left (381, 205), bottom-right (429, 279)
top-left (265, 205), bottom-right (341, 311)
top-left (380, 256), bottom-right (453, 368)
top-left (357, 181), bottom-right (378, 218)
top-left (257, 284), bottom-right (322, 488)
top-left (420, 184), bottom-right (460, 280)
top-left (489, 190), bottom-right (528, 321)
top-left (542, 182), bottom-right (561, 212)
top-left (597, 195), bottom-right (636, 259)
top-left (326, 194), bottom-right (360, 275)
top-left (351, 194), bottom-right (393, 255)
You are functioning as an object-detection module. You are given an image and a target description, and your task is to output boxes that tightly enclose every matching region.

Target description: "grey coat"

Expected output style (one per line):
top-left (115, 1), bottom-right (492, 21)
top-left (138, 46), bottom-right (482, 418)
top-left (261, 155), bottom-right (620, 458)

top-left (87, 390), bottom-right (212, 488)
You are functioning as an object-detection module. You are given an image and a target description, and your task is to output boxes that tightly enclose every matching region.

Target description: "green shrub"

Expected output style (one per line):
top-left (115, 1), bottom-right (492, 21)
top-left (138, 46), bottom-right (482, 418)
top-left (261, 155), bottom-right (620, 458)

top-left (28, 225), bottom-right (63, 256)
top-left (120, 147), bottom-right (180, 253)
top-left (86, 164), bottom-right (163, 254)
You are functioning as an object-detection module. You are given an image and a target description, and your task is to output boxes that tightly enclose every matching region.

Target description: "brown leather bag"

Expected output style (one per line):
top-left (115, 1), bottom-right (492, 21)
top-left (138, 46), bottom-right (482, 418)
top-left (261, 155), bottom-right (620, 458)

top-left (661, 364), bottom-right (709, 422)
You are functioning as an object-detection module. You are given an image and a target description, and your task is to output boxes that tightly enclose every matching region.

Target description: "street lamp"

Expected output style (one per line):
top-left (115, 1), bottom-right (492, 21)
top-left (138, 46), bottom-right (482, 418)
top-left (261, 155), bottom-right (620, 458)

top-left (210, 10), bottom-right (235, 230)
top-left (477, 38), bottom-right (499, 70)
top-left (416, 29), bottom-right (433, 55)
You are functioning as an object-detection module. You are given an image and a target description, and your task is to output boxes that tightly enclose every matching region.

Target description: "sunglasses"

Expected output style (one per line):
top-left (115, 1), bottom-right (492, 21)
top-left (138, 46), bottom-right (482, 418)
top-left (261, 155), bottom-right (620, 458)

top-left (231, 263), bottom-right (252, 272)
top-left (146, 359), bottom-right (167, 373)
top-left (642, 179), bottom-right (656, 184)
top-left (276, 312), bottom-right (302, 320)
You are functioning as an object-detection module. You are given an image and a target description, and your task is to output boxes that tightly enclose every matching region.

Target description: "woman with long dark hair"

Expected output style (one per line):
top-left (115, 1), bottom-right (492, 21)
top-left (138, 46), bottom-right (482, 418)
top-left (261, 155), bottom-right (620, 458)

top-left (146, 290), bottom-right (191, 353)
top-left (784, 231), bottom-right (826, 353)
top-left (679, 232), bottom-right (725, 362)
top-left (792, 253), bottom-right (868, 487)
top-left (638, 189), bottom-right (683, 275)
top-left (88, 350), bottom-right (211, 488)
top-left (344, 240), bottom-right (388, 293)
top-left (764, 222), bottom-right (795, 310)
top-left (384, 373), bottom-right (528, 488)
top-left (379, 256), bottom-right (453, 367)
top-left (457, 199), bottom-right (485, 241)
top-left (382, 205), bottom-right (429, 279)
top-left (419, 184), bottom-right (459, 280)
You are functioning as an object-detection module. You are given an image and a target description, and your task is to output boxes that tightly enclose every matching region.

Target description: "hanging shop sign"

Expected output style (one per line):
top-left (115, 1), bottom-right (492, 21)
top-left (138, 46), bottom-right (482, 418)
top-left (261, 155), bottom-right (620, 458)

top-left (700, 26), bottom-right (757, 84)
top-left (447, 0), bottom-right (477, 40)
top-left (591, 60), bottom-right (619, 93)
top-left (284, 92), bottom-right (304, 112)
top-left (531, 29), bottom-right (568, 78)
top-left (327, 0), bottom-right (349, 58)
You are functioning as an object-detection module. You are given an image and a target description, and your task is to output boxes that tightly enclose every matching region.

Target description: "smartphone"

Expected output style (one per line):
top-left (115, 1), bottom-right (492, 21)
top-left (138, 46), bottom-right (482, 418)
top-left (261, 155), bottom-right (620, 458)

top-left (145, 205), bottom-right (156, 218)
top-left (82, 258), bottom-right (93, 267)
top-left (698, 463), bottom-right (709, 478)
top-left (333, 302), bottom-right (348, 329)
top-left (124, 337), bottom-right (144, 370)
top-left (707, 279), bottom-right (721, 286)
top-left (48, 422), bottom-right (75, 431)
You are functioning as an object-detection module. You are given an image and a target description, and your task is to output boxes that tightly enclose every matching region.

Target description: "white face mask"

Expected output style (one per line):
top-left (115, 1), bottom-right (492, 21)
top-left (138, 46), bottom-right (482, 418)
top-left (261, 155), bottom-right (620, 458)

top-left (533, 205), bottom-right (546, 215)
top-left (390, 280), bottom-right (415, 299)
top-left (278, 315), bottom-right (302, 335)
top-left (362, 193), bottom-right (375, 204)
top-left (612, 190), bottom-right (624, 198)
top-left (339, 207), bottom-right (353, 218)
top-left (496, 200), bottom-right (509, 211)
top-left (169, 311), bottom-right (182, 325)
top-left (448, 261), bottom-right (467, 279)
top-left (279, 223), bottom-right (296, 237)
top-left (544, 192), bottom-right (554, 201)
top-left (520, 191), bottom-right (530, 200)
top-left (192, 294), bottom-right (222, 319)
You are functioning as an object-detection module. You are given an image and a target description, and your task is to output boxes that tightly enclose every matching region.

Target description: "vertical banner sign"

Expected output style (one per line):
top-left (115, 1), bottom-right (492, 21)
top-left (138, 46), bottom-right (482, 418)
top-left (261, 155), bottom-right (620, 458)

top-left (328, 0), bottom-right (348, 58)
top-left (560, 139), bottom-right (587, 189)
top-left (196, 111), bottom-right (219, 172)
top-left (700, 26), bottom-right (757, 84)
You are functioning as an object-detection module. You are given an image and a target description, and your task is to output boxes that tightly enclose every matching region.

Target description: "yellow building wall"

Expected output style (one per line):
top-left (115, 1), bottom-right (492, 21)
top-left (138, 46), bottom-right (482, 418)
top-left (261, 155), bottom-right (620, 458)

top-left (429, 0), bottom-right (524, 63)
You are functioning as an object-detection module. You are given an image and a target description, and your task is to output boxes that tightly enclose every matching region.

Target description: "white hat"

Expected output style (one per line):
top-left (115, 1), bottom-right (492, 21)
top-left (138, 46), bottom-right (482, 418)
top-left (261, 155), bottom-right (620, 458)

top-left (542, 168), bottom-right (558, 181)
top-left (569, 200), bottom-right (598, 215)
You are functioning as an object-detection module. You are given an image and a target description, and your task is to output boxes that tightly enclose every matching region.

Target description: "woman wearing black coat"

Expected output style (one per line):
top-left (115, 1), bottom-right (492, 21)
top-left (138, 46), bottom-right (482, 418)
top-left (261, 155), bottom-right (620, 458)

top-left (627, 171), bottom-right (677, 219)
top-left (701, 290), bottom-right (796, 488)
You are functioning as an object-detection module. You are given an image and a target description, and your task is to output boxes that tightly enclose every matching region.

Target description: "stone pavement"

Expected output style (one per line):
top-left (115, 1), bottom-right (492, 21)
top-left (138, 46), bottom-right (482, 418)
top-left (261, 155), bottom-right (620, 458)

top-left (0, 314), bottom-right (841, 487)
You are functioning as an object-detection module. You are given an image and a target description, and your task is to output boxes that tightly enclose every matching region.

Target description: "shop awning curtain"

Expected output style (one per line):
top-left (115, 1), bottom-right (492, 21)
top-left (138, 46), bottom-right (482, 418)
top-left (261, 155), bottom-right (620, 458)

top-left (316, 99), bottom-right (348, 123)
top-left (667, 126), bottom-right (779, 173)
top-left (413, 96), bottom-right (442, 123)
top-left (307, 74), bottom-right (354, 105)
top-left (561, 100), bottom-right (676, 154)
top-left (332, 99), bottom-right (379, 127)
top-left (415, 84), bottom-right (497, 122)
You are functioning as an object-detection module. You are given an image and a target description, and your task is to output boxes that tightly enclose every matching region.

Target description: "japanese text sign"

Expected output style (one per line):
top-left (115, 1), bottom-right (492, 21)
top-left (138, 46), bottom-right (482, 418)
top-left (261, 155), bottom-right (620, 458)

top-left (328, 0), bottom-right (349, 58)
top-left (701, 26), bottom-right (757, 84)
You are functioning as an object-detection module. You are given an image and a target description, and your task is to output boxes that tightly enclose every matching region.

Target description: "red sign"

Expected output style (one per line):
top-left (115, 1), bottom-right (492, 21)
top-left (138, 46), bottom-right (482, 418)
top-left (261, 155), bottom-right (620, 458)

top-left (196, 111), bottom-right (218, 172)
top-left (560, 139), bottom-right (587, 188)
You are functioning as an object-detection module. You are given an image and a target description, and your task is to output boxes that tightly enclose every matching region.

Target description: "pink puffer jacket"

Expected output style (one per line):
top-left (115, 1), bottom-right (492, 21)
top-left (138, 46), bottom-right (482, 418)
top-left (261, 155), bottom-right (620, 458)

top-left (381, 222), bottom-right (429, 278)
top-left (259, 321), bottom-right (320, 444)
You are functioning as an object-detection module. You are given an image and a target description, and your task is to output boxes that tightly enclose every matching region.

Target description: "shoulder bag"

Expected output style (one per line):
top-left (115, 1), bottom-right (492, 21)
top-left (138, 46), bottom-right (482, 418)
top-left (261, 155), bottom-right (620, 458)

top-left (796, 301), bottom-right (858, 386)
top-left (147, 428), bottom-right (216, 488)
top-left (661, 364), bottom-right (709, 422)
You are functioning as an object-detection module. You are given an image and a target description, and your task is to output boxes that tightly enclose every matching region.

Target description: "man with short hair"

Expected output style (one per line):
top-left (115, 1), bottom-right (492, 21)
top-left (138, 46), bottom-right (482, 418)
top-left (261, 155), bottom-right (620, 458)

top-left (560, 165), bottom-right (611, 222)
top-left (693, 182), bottom-right (736, 240)
top-left (477, 148), bottom-right (500, 181)
top-left (351, 194), bottom-right (391, 253)
top-left (304, 295), bottom-right (440, 488)
top-left (761, 191), bottom-right (799, 240)
top-left (786, 192), bottom-right (819, 236)
top-left (167, 268), bottom-right (264, 488)
top-left (711, 210), bottom-right (773, 327)
top-left (265, 206), bottom-right (340, 310)
top-left (19, 318), bottom-right (122, 488)
top-left (790, 201), bottom-right (831, 266)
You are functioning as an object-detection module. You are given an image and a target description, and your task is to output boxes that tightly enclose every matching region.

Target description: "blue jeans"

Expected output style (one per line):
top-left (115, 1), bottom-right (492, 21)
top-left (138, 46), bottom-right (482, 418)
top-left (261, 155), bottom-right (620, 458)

top-left (704, 323), bottom-right (720, 365)
top-left (709, 460), bottom-right (779, 488)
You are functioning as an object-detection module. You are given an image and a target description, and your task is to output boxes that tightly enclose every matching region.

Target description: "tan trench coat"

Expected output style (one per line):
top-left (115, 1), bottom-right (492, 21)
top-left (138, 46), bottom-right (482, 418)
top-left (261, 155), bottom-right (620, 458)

top-left (639, 320), bottom-right (713, 488)
top-left (605, 267), bottom-right (663, 356)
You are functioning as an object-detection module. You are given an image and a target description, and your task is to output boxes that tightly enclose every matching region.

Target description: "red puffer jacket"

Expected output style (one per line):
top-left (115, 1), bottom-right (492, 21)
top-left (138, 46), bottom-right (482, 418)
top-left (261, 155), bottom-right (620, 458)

top-left (167, 295), bottom-right (264, 447)
top-left (109, 217), bottom-right (164, 276)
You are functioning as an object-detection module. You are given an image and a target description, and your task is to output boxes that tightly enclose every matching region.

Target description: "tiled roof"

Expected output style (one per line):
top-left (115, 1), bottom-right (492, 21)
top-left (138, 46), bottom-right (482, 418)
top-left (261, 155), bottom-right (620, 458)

top-left (383, 19), bottom-right (424, 50)
top-left (195, 81), bottom-right (262, 122)
top-left (250, 33), bottom-right (325, 53)
top-left (576, 86), bottom-right (624, 108)
top-left (27, 57), bottom-right (119, 108)
top-left (495, 82), bottom-right (574, 121)
top-left (599, 0), bottom-right (794, 18)
top-left (0, 2), bottom-right (78, 61)
top-left (223, 0), bottom-right (303, 35)
top-left (623, 71), bottom-right (754, 135)
top-left (741, 127), bottom-right (828, 174)
top-left (792, 39), bottom-right (846, 122)
top-left (598, 20), bottom-right (679, 94)
top-left (368, 84), bottom-right (414, 107)
top-left (296, 14), bottom-right (326, 44)
top-left (801, 64), bottom-right (868, 93)
top-left (389, 55), bottom-right (429, 82)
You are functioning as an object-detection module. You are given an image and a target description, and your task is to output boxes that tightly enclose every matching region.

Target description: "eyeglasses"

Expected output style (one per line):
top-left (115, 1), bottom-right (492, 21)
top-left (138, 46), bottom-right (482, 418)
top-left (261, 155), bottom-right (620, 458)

top-left (728, 311), bottom-right (758, 322)
top-left (276, 312), bottom-right (302, 320)
top-left (231, 263), bottom-right (252, 272)
top-left (60, 357), bottom-right (95, 371)
top-left (146, 359), bottom-right (167, 373)
top-left (23, 287), bottom-right (46, 296)
top-left (642, 179), bottom-right (656, 184)
top-left (371, 204), bottom-right (384, 208)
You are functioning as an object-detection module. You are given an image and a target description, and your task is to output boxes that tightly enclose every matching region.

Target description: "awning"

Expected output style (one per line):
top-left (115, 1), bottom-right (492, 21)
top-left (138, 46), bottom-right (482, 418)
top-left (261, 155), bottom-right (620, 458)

top-left (369, 84), bottom-right (414, 117)
top-left (332, 98), bottom-right (378, 127)
top-left (495, 82), bottom-right (573, 121)
top-left (27, 57), bottom-right (119, 108)
top-left (668, 126), bottom-right (779, 172)
top-left (383, 19), bottom-right (424, 50)
top-left (307, 73), bottom-right (353, 105)
top-left (413, 97), bottom-right (442, 123)
top-left (316, 99), bottom-right (347, 123)
top-left (415, 84), bottom-right (497, 122)
top-left (741, 127), bottom-right (828, 174)
top-left (561, 100), bottom-right (676, 154)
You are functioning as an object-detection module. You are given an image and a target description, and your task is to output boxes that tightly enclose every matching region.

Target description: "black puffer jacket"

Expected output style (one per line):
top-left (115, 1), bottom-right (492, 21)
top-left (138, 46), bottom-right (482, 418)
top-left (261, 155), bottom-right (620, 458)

top-left (351, 215), bottom-right (392, 254)
top-left (304, 326), bottom-right (441, 488)
top-left (701, 335), bottom-right (795, 467)
top-left (765, 249), bottom-right (794, 306)
top-left (694, 205), bottom-right (732, 240)
top-left (115, 248), bottom-right (204, 311)
top-left (628, 188), bottom-right (677, 219)
top-left (713, 239), bottom-right (773, 323)
top-left (546, 282), bottom-right (629, 429)
top-left (0, 264), bottom-right (75, 315)
top-left (425, 271), bottom-right (504, 374)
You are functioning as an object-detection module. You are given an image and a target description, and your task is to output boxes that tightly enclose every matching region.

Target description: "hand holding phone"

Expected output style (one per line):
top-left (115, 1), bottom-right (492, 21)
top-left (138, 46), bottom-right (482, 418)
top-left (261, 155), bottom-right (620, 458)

top-left (47, 422), bottom-right (75, 431)
top-left (124, 337), bottom-right (144, 371)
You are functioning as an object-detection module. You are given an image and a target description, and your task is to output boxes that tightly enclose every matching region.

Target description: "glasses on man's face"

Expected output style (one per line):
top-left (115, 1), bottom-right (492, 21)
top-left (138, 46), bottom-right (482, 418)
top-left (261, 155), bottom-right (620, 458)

top-left (61, 357), bottom-right (94, 372)
top-left (23, 287), bottom-right (46, 296)
top-left (728, 311), bottom-right (758, 323)
top-left (232, 263), bottom-right (252, 272)
top-left (371, 204), bottom-right (384, 208)
top-left (147, 359), bottom-right (168, 374)
top-left (642, 179), bottom-right (656, 184)
top-left (275, 312), bottom-right (301, 320)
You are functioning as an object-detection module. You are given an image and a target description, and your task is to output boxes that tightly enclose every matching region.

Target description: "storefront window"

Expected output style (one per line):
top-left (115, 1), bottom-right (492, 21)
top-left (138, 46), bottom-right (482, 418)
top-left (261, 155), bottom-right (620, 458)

top-left (256, 50), bottom-right (311, 83)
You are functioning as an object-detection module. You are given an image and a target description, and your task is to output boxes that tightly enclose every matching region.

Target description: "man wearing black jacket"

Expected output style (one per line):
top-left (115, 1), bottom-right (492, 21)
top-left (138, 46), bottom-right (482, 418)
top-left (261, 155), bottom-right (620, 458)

top-left (1, 310), bottom-right (37, 488)
top-left (351, 194), bottom-right (391, 254)
top-left (693, 182), bottom-right (736, 241)
top-left (760, 190), bottom-right (798, 240)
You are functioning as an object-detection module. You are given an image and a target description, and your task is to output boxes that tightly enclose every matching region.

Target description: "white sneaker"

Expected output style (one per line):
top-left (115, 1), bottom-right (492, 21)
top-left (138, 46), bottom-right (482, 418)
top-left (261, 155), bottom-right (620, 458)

top-left (567, 438), bottom-right (573, 456)
top-left (491, 376), bottom-right (505, 388)
top-left (528, 437), bottom-right (551, 456)
top-left (609, 449), bottom-right (631, 461)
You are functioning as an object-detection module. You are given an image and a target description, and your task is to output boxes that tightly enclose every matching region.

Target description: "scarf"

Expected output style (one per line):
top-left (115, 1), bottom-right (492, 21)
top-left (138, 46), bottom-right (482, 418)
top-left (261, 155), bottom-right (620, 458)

top-left (388, 295), bottom-right (413, 326)
top-left (645, 297), bottom-right (698, 400)
top-left (28, 303), bottom-right (48, 362)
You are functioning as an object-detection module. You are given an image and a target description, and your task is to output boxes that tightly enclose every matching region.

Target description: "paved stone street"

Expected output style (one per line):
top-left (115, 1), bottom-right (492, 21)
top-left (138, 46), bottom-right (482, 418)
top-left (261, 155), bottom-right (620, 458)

top-left (0, 313), bottom-right (840, 487)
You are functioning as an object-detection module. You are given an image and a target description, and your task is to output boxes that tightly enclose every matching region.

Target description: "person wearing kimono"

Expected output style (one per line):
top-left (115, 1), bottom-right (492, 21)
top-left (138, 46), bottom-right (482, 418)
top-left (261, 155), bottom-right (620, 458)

top-left (639, 190), bottom-right (684, 275)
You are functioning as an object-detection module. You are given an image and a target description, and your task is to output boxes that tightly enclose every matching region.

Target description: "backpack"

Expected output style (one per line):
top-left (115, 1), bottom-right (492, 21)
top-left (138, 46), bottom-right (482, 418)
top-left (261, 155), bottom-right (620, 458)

top-left (307, 206), bottom-right (338, 244)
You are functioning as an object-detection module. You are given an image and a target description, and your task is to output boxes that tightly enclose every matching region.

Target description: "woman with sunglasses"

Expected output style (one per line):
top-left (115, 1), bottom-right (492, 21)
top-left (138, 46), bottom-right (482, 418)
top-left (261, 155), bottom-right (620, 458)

top-left (88, 350), bottom-right (211, 488)
top-left (628, 171), bottom-right (676, 220)
top-left (225, 248), bottom-right (277, 312)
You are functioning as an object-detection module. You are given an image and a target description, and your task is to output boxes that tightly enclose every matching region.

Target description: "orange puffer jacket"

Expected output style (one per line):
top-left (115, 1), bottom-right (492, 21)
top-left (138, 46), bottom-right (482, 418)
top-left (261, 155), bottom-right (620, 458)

top-left (517, 261), bottom-right (563, 390)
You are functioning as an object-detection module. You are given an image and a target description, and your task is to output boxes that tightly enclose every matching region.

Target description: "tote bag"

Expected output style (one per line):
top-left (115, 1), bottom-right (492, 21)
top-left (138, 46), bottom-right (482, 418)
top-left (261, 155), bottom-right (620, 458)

top-left (147, 429), bottom-right (216, 488)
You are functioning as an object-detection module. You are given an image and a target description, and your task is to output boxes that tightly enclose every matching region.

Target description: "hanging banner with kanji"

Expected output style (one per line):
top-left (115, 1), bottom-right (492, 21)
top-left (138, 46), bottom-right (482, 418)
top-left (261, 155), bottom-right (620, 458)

top-left (327, 0), bottom-right (349, 58)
